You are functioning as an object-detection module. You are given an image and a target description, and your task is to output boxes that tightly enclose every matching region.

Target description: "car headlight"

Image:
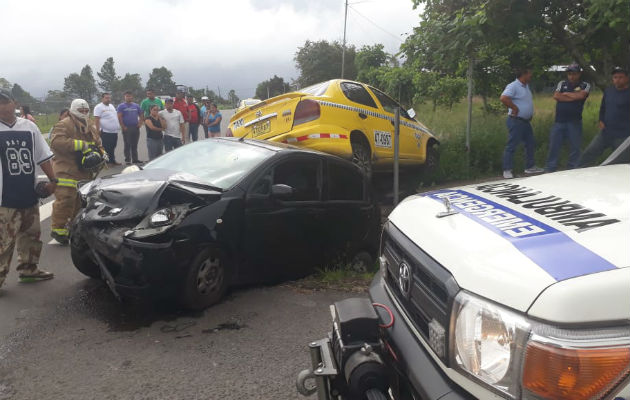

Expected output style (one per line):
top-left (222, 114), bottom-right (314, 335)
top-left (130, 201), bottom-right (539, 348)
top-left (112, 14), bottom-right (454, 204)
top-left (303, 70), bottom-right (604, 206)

top-left (149, 208), bottom-right (177, 227)
top-left (127, 205), bottom-right (192, 239)
top-left (451, 291), bottom-right (630, 399)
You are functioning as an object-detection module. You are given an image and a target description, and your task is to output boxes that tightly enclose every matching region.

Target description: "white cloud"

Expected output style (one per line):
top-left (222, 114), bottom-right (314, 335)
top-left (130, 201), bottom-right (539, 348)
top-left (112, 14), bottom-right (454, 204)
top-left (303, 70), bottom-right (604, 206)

top-left (2, 0), bottom-right (420, 99)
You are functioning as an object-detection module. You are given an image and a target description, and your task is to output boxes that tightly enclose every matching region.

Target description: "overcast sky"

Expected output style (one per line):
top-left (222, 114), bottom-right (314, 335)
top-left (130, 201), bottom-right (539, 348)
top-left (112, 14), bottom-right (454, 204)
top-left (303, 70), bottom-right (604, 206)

top-left (1, 0), bottom-right (421, 100)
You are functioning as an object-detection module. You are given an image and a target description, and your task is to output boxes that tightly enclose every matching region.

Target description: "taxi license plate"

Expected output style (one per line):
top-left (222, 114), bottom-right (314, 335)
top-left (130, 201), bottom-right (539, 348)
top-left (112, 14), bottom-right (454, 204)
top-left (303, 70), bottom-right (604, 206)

top-left (252, 120), bottom-right (271, 137)
top-left (374, 130), bottom-right (392, 148)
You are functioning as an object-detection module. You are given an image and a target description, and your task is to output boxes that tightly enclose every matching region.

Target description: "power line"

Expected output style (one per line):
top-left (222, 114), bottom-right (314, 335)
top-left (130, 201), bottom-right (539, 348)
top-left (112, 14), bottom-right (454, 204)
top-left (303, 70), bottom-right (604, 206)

top-left (347, 4), bottom-right (405, 43)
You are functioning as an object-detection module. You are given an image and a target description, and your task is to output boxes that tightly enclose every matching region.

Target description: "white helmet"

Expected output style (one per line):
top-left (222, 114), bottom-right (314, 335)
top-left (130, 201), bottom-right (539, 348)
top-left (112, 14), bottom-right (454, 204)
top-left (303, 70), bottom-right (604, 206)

top-left (70, 99), bottom-right (90, 121)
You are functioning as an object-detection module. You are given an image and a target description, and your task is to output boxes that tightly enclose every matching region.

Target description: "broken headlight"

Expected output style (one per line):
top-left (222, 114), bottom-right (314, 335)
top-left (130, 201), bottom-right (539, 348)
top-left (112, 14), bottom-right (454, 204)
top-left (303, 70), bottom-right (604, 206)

top-left (127, 205), bottom-right (192, 239)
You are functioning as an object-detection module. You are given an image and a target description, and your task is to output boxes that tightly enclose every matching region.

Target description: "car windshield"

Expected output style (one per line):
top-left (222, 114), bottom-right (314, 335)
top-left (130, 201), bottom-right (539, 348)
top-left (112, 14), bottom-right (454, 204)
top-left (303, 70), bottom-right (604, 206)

top-left (300, 81), bottom-right (330, 96)
top-left (143, 140), bottom-right (273, 190)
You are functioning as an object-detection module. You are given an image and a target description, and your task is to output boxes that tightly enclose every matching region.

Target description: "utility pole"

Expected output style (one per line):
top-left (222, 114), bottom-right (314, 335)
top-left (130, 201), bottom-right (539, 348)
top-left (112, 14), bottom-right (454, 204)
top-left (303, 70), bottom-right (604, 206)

top-left (267, 86), bottom-right (270, 99)
top-left (465, 56), bottom-right (474, 177)
top-left (341, 0), bottom-right (348, 79)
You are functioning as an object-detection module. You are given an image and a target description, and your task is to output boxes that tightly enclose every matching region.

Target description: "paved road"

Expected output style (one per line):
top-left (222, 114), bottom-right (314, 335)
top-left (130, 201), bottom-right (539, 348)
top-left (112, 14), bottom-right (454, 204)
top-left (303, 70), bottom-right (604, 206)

top-left (0, 108), bottom-right (362, 399)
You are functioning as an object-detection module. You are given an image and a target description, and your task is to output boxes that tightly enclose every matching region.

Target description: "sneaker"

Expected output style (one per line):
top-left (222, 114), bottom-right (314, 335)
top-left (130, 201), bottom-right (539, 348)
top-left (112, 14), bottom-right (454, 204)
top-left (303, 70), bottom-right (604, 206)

top-left (524, 166), bottom-right (544, 174)
top-left (133, 160), bottom-right (144, 165)
top-left (125, 161), bottom-right (133, 166)
top-left (50, 230), bottom-right (69, 245)
top-left (19, 269), bottom-right (54, 283)
top-left (107, 161), bottom-right (122, 166)
top-left (503, 170), bottom-right (514, 179)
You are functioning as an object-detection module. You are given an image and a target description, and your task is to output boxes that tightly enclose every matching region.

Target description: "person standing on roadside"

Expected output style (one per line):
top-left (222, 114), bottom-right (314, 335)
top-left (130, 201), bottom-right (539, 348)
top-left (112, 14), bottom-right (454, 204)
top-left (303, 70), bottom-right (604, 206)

top-left (144, 105), bottom-right (166, 160)
top-left (200, 96), bottom-right (210, 138)
top-left (0, 90), bottom-right (57, 288)
top-left (19, 105), bottom-right (36, 123)
top-left (186, 94), bottom-right (201, 142)
top-left (545, 64), bottom-right (591, 172)
top-left (205, 103), bottom-right (222, 138)
top-left (499, 67), bottom-right (544, 179)
top-left (579, 67), bottom-right (630, 167)
top-left (94, 93), bottom-right (121, 165)
top-left (159, 98), bottom-right (185, 152)
top-left (116, 91), bottom-right (144, 165)
top-left (140, 88), bottom-right (163, 118)
top-left (173, 90), bottom-right (189, 137)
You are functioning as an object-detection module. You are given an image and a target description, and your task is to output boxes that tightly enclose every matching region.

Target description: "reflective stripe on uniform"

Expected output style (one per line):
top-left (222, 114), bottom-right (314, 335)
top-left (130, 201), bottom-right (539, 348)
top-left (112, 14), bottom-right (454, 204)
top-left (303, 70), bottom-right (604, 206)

top-left (57, 178), bottom-right (78, 188)
top-left (73, 139), bottom-right (84, 151)
top-left (51, 228), bottom-right (69, 236)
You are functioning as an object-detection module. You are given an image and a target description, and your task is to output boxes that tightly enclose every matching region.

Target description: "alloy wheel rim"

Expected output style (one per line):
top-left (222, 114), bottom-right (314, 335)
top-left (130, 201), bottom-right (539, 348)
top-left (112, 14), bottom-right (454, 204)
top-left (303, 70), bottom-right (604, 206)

top-left (352, 145), bottom-right (371, 176)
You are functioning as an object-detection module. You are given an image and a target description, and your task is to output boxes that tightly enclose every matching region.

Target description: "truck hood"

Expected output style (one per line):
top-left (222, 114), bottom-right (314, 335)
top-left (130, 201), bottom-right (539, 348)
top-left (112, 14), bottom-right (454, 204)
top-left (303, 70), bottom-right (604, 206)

top-left (81, 168), bottom-right (222, 222)
top-left (388, 164), bottom-right (630, 313)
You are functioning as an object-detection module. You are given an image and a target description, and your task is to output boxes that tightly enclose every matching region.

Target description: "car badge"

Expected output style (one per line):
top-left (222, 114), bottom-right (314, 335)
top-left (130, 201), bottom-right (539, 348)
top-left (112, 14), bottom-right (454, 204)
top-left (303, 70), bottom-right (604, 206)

top-left (436, 197), bottom-right (458, 218)
top-left (398, 262), bottom-right (412, 299)
top-left (255, 110), bottom-right (263, 118)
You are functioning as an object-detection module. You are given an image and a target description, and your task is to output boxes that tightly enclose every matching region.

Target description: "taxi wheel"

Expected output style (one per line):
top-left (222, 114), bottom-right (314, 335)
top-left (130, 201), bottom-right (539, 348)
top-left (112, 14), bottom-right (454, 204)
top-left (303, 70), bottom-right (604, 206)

top-left (181, 247), bottom-right (229, 310)
top-left (352, 140), bottom-right (372, 179)
top-left (423, 145), bottom-right (439, 175)
top-left (70, 233), bottom-right (100, 279)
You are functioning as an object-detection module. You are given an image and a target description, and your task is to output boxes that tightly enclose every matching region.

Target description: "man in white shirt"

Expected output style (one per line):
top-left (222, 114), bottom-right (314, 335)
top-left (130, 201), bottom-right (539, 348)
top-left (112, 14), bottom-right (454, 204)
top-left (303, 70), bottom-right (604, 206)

top-left (93, 92), bottom-right (121, 165)
top-left (158, 98), bottom-right (185, 152)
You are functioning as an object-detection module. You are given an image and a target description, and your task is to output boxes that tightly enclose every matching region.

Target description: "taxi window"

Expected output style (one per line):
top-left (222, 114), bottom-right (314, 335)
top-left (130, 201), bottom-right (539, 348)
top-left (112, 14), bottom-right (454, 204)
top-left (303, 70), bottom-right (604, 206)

top-left (340, 82), bottom-right (377, 108)
top-left (370, 87), bottom-right (412, 119)
top-left (328, 161), bottom-right (364, 201)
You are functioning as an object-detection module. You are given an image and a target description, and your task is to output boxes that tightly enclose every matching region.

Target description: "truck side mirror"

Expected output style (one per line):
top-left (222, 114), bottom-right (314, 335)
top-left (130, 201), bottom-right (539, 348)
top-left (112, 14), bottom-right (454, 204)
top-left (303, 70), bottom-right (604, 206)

top-left (407, 108), bottom-right (416, 119)
top-left (271, 184), bottom-right (294, 199)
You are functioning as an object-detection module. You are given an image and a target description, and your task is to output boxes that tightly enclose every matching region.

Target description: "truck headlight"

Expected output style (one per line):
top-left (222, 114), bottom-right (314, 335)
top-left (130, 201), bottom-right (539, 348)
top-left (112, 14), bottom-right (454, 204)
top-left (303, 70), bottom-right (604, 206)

top-left (451, 291), bottom-right (630, 399)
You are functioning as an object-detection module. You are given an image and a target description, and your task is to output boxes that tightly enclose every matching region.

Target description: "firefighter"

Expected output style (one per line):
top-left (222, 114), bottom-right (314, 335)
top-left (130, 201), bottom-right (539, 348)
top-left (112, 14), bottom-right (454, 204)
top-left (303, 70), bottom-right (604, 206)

top-left (50, 99), bottom-right (107, 244)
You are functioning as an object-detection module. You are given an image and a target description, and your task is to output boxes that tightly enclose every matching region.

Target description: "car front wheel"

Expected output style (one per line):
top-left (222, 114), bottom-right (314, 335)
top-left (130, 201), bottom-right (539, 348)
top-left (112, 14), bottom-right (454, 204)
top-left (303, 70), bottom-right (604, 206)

top-left (180, 247), bottom-right (229, 310)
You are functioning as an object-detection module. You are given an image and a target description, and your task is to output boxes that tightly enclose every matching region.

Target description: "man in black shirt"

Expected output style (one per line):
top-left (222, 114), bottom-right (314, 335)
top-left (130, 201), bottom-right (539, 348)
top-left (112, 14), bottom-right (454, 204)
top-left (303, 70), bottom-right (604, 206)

top-left (546, 64), bottom-right (590, 171)
top-left (579, 67), bottom-right (630, 167)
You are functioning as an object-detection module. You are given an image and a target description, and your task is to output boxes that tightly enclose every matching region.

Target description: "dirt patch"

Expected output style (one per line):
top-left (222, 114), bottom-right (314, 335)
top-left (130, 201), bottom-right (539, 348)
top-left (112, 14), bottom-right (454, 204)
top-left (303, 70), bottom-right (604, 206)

top-left (284, 273), bottom-right (373, 293)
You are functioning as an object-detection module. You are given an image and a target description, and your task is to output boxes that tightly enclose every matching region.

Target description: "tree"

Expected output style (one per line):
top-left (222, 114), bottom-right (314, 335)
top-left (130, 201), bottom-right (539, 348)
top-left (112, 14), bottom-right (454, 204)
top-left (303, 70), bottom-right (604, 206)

top-left (146, 67), bottom-right (176, 95)
top-left (11, 83), bottom-right (38, 107)
top-left (63, 65), bottom-right (98, 104)
top-left (255, 75), bottom-right (289, 99)
top-left (294, 40), bottom-right (357, 87)
top-left (112, 73), bottom-right (144, 103)
top-left (0, 78), bottom-right (11, 91)
top-left (227, 89), bottom-right (239, 107)
top-left (355, 44), bottom-right (389, 80)
top-left (97, 57), bottom-right (119, 93)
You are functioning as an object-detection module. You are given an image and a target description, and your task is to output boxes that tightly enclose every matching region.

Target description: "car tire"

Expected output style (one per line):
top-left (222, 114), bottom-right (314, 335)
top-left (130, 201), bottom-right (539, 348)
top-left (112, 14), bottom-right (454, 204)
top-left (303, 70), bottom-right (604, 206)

top-left (422, 144), bottom-right (439, 178)
top-left (180, 247), bottom-right (229, 310)
top-left (70, 233), bottom-right (101, 279)
top-left (350, 251), bottom-right (374, 273)
top-left (351, 139), bottom-right (372, 179)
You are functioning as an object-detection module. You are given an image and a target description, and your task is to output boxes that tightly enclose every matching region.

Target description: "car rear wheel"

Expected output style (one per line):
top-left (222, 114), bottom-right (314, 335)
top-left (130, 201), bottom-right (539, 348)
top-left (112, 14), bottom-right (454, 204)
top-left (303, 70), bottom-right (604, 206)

top-left (70, 233), bottom-right (100, 279)
top-left (180, 247), bottom-right (229, 310)
top-left (422, 145), bottom-right (439, 177)
top-left (351, 139), bottom-right (372, 179)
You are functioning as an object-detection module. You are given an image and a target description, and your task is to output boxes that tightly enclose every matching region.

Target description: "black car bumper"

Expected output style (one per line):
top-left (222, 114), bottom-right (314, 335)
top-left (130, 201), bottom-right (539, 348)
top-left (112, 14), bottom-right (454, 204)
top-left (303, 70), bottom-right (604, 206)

top-left (368, 272), bottom-right (473, 400)
top-left (74, 222), bottom-right (196, 299)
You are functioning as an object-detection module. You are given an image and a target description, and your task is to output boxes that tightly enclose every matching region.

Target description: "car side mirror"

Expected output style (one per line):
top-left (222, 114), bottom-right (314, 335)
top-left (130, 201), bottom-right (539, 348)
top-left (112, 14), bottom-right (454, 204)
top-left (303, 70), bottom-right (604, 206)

top-left (407, 108), bottom-right (416, 119)
top-left (271, 184), bottom-right (294, 199)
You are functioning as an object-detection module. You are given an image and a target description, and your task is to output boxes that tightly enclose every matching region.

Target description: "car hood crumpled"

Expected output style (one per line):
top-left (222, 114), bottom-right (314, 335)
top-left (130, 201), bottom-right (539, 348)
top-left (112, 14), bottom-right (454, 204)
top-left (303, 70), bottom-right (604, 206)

top-left (81, 168), bottom-right (221, 222)
top-left (388, 165), bottom-right (630, 313)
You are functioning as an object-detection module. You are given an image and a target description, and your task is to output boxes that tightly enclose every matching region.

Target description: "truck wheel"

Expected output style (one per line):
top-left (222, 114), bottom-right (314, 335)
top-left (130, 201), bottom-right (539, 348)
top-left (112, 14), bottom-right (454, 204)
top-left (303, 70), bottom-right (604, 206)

top-left (352, 139), bottom-right (372, 179)
top-left (180, 247), bottom-right (228, 310)
top-left (70, 233), bottom-right (100, 279)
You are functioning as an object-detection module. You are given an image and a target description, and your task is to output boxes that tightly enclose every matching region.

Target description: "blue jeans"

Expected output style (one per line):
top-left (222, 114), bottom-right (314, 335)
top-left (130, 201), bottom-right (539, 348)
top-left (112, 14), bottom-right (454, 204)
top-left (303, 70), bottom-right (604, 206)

top-left (546, 121), bottom-right (582, 171)
top-left (578, 130), bottom-right (627, 167)
top-left (100, 131), bottom-right (118, 163)
top-left (147, 137), bottom-right (163, 160)
top-left (503, 117), bottom-right (535, 171)
top-left (189, 123), bottom-right (199, 142)
top-left (163, 135), bottom-right (182, 152)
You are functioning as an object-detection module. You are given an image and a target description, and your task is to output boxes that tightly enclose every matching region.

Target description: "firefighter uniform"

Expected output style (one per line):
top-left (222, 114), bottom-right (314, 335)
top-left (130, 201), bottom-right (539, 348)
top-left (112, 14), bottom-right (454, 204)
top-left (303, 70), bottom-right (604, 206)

top-left (50, 113), bottom-right (104, 243)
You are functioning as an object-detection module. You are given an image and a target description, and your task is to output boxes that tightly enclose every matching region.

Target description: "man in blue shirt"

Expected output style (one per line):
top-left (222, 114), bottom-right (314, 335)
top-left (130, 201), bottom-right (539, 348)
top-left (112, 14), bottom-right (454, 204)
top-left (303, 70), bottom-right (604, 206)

top-left (500, 68), bottom-right (544, 179)
top-left (546, 64), bottom-right (591, 171)
top-left (116, 91), bottom-right (144, 165)
top-left (579, 67), bottom-right (630, 167)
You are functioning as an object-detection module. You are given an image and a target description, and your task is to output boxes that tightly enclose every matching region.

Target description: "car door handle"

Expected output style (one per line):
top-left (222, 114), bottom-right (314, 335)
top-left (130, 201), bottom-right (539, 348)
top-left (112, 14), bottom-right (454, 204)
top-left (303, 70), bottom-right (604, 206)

top-left (358, 112), bottom-right (367, 120)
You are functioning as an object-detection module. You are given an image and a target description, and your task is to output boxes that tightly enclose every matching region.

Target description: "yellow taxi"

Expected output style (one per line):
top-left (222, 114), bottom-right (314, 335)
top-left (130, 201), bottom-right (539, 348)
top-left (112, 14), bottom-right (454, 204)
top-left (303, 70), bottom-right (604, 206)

top-left (227, 79), bottom-right (438, 177)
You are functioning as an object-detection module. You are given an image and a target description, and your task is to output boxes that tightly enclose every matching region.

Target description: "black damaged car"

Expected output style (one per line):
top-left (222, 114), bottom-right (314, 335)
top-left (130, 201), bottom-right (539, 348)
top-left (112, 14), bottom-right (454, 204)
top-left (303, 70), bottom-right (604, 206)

top-left (71, 138), bottom-right (380, 309)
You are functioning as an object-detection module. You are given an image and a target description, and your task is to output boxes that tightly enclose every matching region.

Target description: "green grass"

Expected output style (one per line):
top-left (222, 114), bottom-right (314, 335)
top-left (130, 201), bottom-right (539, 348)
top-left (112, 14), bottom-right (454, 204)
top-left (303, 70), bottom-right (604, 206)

top-left (415, 91), bottom-right (604, 185)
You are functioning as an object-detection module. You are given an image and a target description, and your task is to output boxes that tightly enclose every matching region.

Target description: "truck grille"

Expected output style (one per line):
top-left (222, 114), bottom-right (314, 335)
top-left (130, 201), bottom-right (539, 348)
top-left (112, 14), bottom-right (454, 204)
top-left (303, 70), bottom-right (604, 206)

top-left (381, 222), bottom-right (459, 360)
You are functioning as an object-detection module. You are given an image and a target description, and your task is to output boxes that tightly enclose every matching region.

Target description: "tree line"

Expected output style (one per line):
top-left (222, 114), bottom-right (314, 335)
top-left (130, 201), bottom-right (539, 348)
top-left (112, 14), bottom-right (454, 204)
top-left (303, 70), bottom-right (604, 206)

top-left (256, 0), bottom-right (629, 113)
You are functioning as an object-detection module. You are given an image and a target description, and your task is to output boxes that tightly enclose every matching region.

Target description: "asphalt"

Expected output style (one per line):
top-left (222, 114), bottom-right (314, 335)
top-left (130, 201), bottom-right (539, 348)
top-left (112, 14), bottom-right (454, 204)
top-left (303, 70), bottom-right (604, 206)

top-left (0, 109), bottom-right (364, 400)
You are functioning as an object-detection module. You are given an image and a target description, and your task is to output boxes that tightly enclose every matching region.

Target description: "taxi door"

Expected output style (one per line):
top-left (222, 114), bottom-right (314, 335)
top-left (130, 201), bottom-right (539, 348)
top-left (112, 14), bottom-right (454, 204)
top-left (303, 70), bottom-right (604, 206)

top-left (368, 87), bottom-right (421, 161)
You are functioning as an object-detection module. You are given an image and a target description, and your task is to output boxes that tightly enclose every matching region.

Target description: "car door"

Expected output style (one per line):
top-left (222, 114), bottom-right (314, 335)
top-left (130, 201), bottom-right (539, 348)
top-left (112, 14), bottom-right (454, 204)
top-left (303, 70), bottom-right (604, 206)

top-left (338, 82), bottom-right (384, 152)
top-left (321, 159), bottom-right (376, 264)
top-left (369, 86), bottom-right (421, 160)
top-left (242, 154), bottom-right (325, 281)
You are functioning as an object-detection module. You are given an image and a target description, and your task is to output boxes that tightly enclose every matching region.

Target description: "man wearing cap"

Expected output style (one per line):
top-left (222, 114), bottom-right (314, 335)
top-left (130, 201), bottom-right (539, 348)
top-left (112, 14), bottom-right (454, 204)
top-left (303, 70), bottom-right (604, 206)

top-left (158, 98), bottom-right (185, 152)
top-left (499, 67), bottom-right (545, 179)
top-left (186, 94), bottom-right (201, 142)
top-left (140, 88), bottom-right (164, 118)
top-left (200, 97), bottom-right (210, 139)
top-left (50, 99), bottom-right (106, 244)
top-left (545, 64), bottom-right (591, 172)
top-left (0, 89), bottom-right (57, 288)
top-left (579, 67), bottom-right (630, 167)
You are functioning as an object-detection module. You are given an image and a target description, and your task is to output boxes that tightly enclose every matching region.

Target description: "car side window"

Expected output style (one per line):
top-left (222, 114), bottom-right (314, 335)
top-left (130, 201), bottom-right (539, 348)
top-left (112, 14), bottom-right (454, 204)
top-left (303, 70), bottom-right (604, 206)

top-left (250, 169), bottom-right (272, 195)
top-left (273, 159), bottom-right (321, 201)
top-left (328, 162), bottom-right (364, 201)
top-left (370, 87), bottom-right (412, 119)
top-left (340, 82), bottom-right (377, 109)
